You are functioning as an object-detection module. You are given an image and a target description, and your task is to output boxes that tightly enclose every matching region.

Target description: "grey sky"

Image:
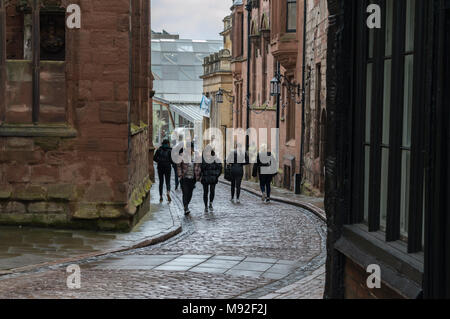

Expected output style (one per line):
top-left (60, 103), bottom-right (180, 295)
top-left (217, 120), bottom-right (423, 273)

top-left (152, 0), bottom-right (232, 40)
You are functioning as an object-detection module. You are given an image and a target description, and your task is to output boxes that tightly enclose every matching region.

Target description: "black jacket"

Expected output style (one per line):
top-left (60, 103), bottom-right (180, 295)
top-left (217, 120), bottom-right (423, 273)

top-left (252, 152), bottom-right (276, 177)
top-left (154, 145), bottom-right (173, 171)
top-left (226, 150), bottom-right (249, 178)
top-left (201, 157), bottom-right (222, 185)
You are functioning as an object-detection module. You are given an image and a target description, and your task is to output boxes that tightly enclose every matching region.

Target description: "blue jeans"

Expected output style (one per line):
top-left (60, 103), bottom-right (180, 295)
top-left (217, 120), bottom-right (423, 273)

top-left (260, 174), bottom-right (273, 198)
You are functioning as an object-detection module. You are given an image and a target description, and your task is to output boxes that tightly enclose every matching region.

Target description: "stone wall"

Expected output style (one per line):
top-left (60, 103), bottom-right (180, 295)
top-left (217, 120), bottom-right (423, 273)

top-left (0, 0), bottom-right (152, 231)
top-left (303, 0), bottom-right (328, 194)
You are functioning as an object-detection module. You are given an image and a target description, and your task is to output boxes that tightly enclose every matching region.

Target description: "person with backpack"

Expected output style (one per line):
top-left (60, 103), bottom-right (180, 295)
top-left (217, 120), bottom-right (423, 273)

top-left (226, 144), bottom-right (249, 204)
top-left (252, 144), bottom-right (277, 203)
top-left (177, 143), bottom-right (202, 215)
top-left (201, 147), bottom-right (222, 213)
top-left (153, 139), bottom-right (174, 203)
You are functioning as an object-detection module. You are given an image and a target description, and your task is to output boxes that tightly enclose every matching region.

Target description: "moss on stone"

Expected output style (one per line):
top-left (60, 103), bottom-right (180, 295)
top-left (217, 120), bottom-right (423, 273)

top-left (13, 185), bottom-right (47, 201)
top-left (73, 204), bottom-right (100, 220)
top-left (0, 186), bottom-right (12, 199)
top-left (100, 207), bottom-right (123, 219)
top-left (34, 137), bottom-right (60, 151)
top-left (47, 184), bottom-right (75, 201)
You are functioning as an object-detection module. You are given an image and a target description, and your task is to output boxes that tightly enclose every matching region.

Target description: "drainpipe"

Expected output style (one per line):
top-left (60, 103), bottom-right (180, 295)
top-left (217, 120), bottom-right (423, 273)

top-left (296, 0), bottom-right (307, 195)
top-left (245, 1), bottom-right (252, 153)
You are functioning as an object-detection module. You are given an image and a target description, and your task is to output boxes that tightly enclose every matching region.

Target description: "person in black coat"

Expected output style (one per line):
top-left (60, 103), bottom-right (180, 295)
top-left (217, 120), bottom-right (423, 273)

top-left (252, 146), bottom-right (277, 203)
top-left (201, 148), bottom-right (222, 212)
top-left (226, 145), bottom-right (249, 204)
top-left (153, 139), bottom-right (174, 203)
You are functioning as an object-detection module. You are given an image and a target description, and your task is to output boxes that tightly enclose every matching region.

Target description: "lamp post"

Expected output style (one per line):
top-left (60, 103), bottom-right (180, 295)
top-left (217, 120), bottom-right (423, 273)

top-left (271, 62), bottom-right (281, 129)
top-left (215, 88), bottom-right (234, 105)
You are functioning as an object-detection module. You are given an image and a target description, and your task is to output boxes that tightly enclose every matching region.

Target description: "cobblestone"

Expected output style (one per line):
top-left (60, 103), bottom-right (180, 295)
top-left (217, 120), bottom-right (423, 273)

top-left (0, 180), bottom-right (326, 299)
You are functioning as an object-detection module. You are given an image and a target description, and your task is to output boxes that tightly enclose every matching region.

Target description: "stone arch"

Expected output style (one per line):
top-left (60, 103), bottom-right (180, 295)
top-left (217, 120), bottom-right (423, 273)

top-left (250, 19), bottom-right (259, 36)
top-left (260, 13), bottom-right (270, 31)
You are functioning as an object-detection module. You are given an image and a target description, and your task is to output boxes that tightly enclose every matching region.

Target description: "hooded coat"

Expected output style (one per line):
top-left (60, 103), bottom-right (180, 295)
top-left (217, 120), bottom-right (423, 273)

top-left (200, 154), bottom-right (223, 185)
top-left (154, 144), bottom-right (173, 171)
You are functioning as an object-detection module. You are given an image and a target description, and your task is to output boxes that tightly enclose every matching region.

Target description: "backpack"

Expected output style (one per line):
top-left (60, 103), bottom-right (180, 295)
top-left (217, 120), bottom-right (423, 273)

top-left (155, 147), bottom-right (172, 169)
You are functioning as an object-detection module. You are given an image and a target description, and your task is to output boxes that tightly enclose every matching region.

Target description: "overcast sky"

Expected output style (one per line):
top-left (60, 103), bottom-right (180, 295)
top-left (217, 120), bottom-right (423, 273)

top-left (152, 0), bottom-right (232, 40)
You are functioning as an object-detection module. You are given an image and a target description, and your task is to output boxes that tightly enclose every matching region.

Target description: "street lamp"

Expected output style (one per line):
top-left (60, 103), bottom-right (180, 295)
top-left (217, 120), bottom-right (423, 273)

top-left (216, 90), bottom-right (223, 104)
top-left (270, 76), bottom-right (281, 97)
top-left (271, 70), bottom-right (302, 104)
top-left (216, 88), bottom-right (234, 104)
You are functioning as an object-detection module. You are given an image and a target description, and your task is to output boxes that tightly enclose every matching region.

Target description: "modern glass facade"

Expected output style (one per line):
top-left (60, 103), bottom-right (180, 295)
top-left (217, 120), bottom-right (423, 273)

top-left (151, 38), bottom-right (223, 103)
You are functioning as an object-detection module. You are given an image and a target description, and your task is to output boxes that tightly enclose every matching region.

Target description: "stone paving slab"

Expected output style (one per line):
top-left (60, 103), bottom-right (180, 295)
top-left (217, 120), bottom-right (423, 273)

top-left (259, 266), bottom-right (326, 299)
top-left (0, 184), bottom-right (181, 272)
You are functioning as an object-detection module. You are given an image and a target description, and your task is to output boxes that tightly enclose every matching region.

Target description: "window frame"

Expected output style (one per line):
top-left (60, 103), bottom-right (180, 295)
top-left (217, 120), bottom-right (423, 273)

top-left (0, 0), bottom-right (68, 126)
top-left (286, 0), bottom-right (297, 33)
top-left (350, 0), bottom-right (425, 253)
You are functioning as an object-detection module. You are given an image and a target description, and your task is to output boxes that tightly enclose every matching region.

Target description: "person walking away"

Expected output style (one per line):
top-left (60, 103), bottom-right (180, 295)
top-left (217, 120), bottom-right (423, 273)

top-left (153, 139), bottom-right (173, 203)
top-left (177, 144), bottom-right (202, 215)
top-left (252, 145), bottom-right (277, 203)
top-left (226, 144), bottom-right (249, 204)
top-left (171, 138), bottom-right (180, 190)
top-left (201, 149), bottom-right (222, 213)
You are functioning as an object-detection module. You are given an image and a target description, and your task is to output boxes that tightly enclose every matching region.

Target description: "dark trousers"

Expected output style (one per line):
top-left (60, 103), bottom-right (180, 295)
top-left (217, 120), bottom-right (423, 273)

top-left (231, 176), bottom-right (242, 199)
top-left (181, 178), bottom-right (196, 210)
top-left (158, 168), bottom-right (171, 197)
top-left (202, 183), bottom-right (216, 207)
top-left (173, 165), bottom-right (179, 189)
top-left (260, 174), bottom-right (273, 198)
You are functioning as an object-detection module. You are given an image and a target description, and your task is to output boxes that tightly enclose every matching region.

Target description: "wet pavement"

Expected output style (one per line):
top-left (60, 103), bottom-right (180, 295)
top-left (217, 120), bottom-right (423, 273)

top-left (0, 185), bottom-right (180, 271)
top-left (0, 177), bottom-right (326, 299)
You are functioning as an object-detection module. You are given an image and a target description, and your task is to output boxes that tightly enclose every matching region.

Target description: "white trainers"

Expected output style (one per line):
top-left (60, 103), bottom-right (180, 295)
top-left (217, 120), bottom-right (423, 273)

top-left (236, 199), bottom-right (240, 204)
top-left (262, 192), bottom-right (266, 202)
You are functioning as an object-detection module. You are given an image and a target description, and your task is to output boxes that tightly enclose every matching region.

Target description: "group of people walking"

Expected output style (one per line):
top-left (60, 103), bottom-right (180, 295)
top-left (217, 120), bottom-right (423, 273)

top-left (154, 139), bottom-right (276, 215)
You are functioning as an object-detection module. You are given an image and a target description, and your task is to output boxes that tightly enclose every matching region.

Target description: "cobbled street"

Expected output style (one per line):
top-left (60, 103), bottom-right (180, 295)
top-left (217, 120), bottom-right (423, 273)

top-left (0, 182), bottom-right (326, 299)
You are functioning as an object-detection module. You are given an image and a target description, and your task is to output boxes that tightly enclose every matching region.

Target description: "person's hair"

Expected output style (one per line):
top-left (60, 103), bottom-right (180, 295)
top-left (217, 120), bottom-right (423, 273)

top-left (162, 139), bottom-right (170, 146)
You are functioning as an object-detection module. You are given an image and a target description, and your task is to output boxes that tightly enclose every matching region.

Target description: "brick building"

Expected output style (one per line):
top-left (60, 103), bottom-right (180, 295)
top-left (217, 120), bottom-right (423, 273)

top-left (230, 0), bottom-right (305, 190)
top-left (0, 0), bottom-right (153, 231)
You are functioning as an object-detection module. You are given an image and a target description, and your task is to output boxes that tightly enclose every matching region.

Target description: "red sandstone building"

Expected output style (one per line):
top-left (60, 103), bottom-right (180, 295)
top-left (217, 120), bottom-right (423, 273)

top-left (230, 0), bottom-right (325, 194)
top-left (0, 0), bottom-right (153, 231)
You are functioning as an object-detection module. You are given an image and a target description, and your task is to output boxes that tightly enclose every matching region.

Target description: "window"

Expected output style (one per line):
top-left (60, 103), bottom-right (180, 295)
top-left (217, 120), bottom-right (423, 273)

top-left (286, 0), bottom-right (297, 32)
top-left (261, 39), bottom-right (268, 103)
top-left (232, 12), bottom-right (244, 58)
top-left (353, 0), bottom-right (423, 252)
top-left (1, 0), bottom-right (66, 125)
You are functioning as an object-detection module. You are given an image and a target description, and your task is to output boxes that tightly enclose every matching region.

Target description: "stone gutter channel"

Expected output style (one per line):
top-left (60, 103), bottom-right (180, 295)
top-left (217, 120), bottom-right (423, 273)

top-left (219, 178), bottom-right (326, 222)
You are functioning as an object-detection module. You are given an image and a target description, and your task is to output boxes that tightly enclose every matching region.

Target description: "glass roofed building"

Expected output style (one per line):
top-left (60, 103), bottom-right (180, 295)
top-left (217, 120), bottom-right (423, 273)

top-left (151, 31), bottom-right (223, 147)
